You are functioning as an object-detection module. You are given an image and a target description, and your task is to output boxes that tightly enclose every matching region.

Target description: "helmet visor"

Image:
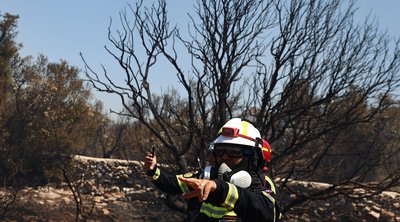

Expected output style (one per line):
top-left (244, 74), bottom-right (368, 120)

top-left (213, 144), bottom-right (253, 158)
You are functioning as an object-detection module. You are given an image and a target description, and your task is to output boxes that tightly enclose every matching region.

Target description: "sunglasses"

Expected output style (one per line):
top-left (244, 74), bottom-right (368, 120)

top-left (213, 145), bottom-right (252, 158)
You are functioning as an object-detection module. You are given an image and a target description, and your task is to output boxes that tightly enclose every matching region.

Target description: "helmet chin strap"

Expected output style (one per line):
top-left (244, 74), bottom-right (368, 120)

top-left (254, 138), bottom-right (268, 187)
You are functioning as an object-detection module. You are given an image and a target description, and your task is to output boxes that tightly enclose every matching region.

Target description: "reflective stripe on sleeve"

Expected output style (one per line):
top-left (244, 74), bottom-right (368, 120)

top-left (176, 175), bottom-right (190, 193)
top-left (222, 183), bottom-right (239, 210)
top-left (200, 202), bottom-right (236, 219)
top-left (150, 168), bottom-right (161, 181)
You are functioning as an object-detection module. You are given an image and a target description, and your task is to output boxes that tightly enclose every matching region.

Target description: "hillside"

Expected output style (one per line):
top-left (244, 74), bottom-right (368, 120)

top-left (1, 155), bottom-right (399, 221)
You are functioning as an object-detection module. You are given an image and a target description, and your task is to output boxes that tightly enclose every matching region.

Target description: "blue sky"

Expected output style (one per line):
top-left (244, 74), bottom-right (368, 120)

top-left (2, 1), bottom-right (400, 116)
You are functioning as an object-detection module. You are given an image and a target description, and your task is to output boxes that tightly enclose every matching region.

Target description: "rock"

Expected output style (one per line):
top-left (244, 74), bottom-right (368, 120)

top-left (38, 192), bottom-right (61, 199)
top-left (372, 205), bottom-right (381, 212)
top-left (382, 191), bottom-right (400, 199)
top-left (80, 182), bottom-right (94, 195)
top-left (101, 208), bottom-right (110, 216)
top-left (368, 210), bottom-right (380, 219)
top-left (381, 209), bottom-right (395, 218)
top-left (109, 186), bottom-right (120, 193)
top-left (334, 198), bottom-right (345, 206)
top-left (61, 197), bottom-right (72, 205)
top-left (93, 196), bottom-right (103, 203)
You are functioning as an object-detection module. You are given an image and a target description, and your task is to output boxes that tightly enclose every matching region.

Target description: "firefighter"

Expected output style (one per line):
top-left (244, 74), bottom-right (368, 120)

top-left (145, 118), bottom-right (282, 221)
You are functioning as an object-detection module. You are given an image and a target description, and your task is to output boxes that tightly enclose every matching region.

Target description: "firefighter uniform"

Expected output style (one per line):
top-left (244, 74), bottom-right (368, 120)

top-left (147, 166), bottom-right (282, 221)
top-left (145, 118), bottom-right (283, 221)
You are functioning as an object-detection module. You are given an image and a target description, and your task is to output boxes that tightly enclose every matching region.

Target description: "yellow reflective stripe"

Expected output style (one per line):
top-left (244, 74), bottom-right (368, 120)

top-left (262, 147), bottom-right (271, 153)
top-left (222, 183), bottom-right (239, 209)
top-left (262, 191), bottom-right (276, 204)
top-left (218, 127), bottom-right (222, 134)
top-left (262, 191), bottom-right (277, 222)
top-left (225, 210), bottom-right (237, 216)
top-left (176, 175), bottom-right (190, 193)
top-left (200, 202), bottom-right (235, 218)
top-left (241, 121), bottom-right (249, 136)
top-left (150, 168), bottom-right (161, 181)
top-left (264, 176), bottom-right (276, 194)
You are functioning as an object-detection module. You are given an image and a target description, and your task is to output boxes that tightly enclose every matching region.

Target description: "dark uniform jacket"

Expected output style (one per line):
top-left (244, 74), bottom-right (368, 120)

top-left (147, 167), bottom-right (282, 222)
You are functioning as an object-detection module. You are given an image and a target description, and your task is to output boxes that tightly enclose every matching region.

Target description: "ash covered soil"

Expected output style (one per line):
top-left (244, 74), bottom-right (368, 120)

top-left (2, 185), bottom-right (186, 222)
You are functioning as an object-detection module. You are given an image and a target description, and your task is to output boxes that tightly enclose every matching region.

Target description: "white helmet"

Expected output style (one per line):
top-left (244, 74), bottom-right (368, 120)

top-left (212, 118), bottom-right (271, 162)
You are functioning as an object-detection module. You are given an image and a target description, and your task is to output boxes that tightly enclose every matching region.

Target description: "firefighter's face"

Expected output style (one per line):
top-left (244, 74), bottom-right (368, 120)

top-left (213, 144), bottom-right (243, 168)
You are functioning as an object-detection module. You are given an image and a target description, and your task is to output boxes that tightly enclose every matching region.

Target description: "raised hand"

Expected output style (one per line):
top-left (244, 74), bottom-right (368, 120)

top-left (145, 152), bottom-right (157, 171)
